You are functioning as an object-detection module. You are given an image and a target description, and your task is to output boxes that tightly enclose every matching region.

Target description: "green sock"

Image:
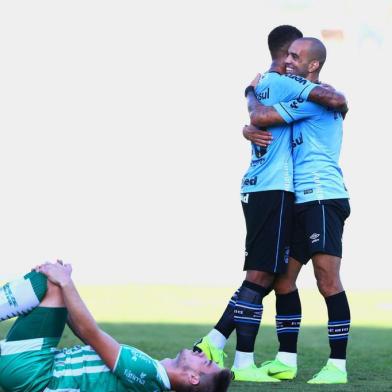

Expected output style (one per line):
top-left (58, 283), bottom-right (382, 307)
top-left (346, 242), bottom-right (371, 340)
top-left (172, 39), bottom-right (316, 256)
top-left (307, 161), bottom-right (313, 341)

top-left (0, 271), bottom-right (47, 321)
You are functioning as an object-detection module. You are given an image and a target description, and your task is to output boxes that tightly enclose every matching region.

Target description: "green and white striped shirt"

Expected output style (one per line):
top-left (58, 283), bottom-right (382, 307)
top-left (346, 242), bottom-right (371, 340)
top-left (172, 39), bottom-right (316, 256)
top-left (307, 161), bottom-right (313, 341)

top-left (0, 339), bottom-right (170, 392)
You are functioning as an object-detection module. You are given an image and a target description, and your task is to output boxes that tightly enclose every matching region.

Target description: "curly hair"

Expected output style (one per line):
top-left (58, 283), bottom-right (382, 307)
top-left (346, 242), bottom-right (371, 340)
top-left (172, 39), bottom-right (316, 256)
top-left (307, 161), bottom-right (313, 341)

top-left (268, 25), bottom-right (303, 58)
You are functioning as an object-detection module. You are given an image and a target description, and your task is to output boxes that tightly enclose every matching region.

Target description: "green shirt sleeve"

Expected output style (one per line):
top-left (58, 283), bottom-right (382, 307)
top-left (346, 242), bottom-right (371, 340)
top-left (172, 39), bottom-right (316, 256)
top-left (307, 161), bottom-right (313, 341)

top-left (114, 345), bottom-right (168, 391)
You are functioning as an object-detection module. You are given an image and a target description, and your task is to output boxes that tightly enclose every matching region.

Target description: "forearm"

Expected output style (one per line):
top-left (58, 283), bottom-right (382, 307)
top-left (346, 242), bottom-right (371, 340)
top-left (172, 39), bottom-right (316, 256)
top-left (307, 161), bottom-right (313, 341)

top-left (67, 314), bottom-right (88, 344)
top-left (308, 86), bottom-right (348, 113)
top-left (60, 280), bottom-right (100, 342)
top-left (246, 87), bottom-right (285, 127)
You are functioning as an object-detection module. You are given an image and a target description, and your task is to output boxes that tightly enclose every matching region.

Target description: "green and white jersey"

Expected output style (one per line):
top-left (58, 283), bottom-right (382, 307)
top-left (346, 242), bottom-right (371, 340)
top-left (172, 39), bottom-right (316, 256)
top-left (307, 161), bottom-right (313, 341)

top-left (45, 344), bottom-right (170, 392)
top-left (0, 338), bottom-right (170, 392)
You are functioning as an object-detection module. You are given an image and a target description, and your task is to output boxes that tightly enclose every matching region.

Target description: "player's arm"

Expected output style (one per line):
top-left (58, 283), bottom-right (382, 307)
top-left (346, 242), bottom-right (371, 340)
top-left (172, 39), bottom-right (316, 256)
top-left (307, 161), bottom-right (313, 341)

top-left (246, 86), bottom-right (286, 127)
top-left (308, 84), bottom-right (348, 114)
top-left (38, 262), bottom-right (120, 370)
top-left (67, 314), bottom-right (88, 344)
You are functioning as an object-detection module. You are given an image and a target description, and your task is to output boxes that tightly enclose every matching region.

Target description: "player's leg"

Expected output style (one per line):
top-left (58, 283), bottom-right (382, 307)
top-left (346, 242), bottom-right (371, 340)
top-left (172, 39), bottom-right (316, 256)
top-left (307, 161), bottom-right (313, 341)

top-left (193, 287), bottom-right (240, 367)
top-left (259, 257), bottom-right (303, 380)
top-left (0, 279), bottom-right (68, 392)
top-left (306, 199), bottom-right (351, 384)
top-left (0, 270), bottom-right (47, 321)
top-left (259, 200), bottom-right (309, 380)
top-left (231, 191), bottom-right (293, 383)
top-left (307, 253), bottom-right (350, 384)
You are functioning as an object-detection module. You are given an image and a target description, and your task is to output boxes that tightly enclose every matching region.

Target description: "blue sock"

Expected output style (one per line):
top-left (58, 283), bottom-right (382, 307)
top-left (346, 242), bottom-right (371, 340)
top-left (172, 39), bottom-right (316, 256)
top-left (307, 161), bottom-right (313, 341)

top-left (234, 280), bottom-right (267, 352)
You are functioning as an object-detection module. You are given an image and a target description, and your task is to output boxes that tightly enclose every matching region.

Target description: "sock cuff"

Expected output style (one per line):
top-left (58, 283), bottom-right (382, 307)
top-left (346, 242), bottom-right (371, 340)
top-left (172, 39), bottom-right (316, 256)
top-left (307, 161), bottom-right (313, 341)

top-left (325, 291), bottom-right (348, 306)
top-left (275, 289), bottom-right (299, 299)
top-left (242, 280), bottom-right (268, 295)
top-left (23, 271), bottom-right (48, 301)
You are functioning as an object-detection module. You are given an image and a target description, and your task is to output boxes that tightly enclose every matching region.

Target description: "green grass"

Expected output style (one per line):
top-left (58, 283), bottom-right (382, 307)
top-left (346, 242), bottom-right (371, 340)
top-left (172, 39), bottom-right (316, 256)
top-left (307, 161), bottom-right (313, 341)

top-left (1, 286), bottom-right (392, 391)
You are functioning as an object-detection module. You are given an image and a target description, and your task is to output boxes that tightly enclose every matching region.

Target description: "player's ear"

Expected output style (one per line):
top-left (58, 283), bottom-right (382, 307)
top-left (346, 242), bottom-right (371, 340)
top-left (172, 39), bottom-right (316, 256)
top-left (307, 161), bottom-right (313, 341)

top-left (309, 59), bottom-right (320, 73)
top-left (188, 371), bottom-right (200, 386)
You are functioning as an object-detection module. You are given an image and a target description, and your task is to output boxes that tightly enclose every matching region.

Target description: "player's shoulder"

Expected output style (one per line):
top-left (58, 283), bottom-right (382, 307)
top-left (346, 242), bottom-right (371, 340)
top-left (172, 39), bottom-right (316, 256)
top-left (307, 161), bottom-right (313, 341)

top-left (259, 72), bottom-right (312, 91)
top-left (281, 73), bottom-right (309, 86)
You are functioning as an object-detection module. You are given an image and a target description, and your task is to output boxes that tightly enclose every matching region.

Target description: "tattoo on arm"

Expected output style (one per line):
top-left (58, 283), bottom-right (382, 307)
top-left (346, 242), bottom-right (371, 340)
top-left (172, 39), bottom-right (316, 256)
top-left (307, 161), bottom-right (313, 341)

top-left (308, 86), bottom-right (348, 113)
top-left (246, 88), bottom-right (285, 127)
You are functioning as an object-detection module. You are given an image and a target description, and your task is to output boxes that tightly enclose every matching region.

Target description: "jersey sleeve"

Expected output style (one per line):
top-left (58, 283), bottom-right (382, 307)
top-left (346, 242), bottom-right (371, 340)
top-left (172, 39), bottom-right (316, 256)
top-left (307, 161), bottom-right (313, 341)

top-left (273, 99), bottom-right (319, 123)
top-left (113, 345), bottom-right (165, 390)
top-left (276, 75), bottom-right (318, 101)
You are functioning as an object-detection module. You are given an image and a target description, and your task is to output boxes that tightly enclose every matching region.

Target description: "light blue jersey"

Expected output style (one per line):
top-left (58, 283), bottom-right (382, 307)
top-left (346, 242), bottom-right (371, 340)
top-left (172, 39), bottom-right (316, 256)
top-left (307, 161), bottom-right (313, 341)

top-left (274, 98), bottom-right (349, 203)
top-left (241, 72), bottom-right (317, 194)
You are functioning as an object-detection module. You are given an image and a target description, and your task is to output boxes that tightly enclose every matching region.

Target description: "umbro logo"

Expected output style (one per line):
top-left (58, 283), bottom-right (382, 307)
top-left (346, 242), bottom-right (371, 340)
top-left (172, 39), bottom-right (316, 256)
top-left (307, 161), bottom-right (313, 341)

top-left (309, 233), bottom-right (320, 243)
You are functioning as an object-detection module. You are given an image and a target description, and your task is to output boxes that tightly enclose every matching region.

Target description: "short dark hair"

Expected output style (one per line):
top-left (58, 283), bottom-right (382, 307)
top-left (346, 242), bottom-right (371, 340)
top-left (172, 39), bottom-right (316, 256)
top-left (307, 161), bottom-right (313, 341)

top-left (181, 369), bottom-right (232, 392)
top-left (268, 25), bottom-right (303, 58)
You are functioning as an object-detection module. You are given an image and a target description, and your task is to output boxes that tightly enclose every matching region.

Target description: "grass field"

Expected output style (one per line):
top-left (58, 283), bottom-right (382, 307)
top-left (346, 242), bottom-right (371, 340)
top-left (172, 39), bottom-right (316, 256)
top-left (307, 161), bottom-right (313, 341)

top-left (1, 286), bottom-right (391, 391)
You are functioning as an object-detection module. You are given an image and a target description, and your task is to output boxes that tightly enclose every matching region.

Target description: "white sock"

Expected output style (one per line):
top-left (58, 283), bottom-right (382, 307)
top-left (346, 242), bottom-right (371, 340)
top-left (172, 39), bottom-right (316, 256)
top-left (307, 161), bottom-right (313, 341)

top-left (233, 351), bottom-right (254, 369)
top-left (0, 278), bottom-right (40, 321)
top-left (276, 351), bottom-right (297, 367)
top-left (328, 358), bottom-right (346, 372)
top-left (207, 329), bottom-right (227, 350)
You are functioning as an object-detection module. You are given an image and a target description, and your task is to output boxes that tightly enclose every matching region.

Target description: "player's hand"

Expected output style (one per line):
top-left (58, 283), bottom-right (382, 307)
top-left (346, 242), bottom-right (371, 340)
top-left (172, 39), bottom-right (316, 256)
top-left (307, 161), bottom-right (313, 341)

top-left (250, 73), bottom-right (261, 87)
top-left (243, 124), bottom-right (272, 147)
top-left (37, 260), bottom-right (73, 287)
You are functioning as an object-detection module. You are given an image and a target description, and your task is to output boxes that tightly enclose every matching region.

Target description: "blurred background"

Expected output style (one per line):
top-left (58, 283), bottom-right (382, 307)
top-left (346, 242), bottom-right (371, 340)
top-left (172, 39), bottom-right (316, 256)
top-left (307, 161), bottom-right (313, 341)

top-left (0, 0), bottom-right (390, 292)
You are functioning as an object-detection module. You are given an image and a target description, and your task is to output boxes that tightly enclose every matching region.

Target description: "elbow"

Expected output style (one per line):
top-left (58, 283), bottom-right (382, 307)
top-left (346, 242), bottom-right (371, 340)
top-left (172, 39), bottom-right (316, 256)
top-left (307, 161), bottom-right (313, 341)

top-left (333, 94), bottom-right (348, 111)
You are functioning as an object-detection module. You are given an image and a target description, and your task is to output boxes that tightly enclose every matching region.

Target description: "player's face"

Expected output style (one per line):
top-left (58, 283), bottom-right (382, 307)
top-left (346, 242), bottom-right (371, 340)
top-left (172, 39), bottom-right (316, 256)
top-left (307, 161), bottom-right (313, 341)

top-left (285, 40), bottom-right (312, 77)
top-left (176, 349), bottom-right (221, 374)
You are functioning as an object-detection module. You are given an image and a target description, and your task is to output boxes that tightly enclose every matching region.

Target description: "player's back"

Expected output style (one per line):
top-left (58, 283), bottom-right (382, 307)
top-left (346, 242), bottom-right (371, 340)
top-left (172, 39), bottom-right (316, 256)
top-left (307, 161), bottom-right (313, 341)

top-left (241, 72), bottom-right (316, 194)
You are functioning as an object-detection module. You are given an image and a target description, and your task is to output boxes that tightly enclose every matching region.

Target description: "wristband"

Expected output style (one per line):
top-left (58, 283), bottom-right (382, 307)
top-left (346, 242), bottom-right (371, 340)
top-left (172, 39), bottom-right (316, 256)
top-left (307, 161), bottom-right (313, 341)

top-left (244, 85), bottom-right (255, 97)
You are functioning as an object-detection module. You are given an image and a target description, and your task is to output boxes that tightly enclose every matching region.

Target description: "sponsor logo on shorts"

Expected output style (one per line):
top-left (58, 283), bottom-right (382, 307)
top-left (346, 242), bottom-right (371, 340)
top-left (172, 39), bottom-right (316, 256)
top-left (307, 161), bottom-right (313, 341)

top-left (309, 233), bottom-right (320, 243)
top-left (241, 193), bottom-right (249, 203)
top-left (304, 189), bottom-right (313, 194)
top-left (284, 246), bottom-right (290, 264)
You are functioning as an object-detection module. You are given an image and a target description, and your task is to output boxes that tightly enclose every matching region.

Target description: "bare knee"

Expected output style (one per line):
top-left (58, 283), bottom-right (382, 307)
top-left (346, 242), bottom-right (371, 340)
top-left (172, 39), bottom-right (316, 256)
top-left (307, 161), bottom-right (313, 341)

top-left (312, 254), bottom-right (344, 297)
top-left (273, 257), bottom-right (302, 295)
top-left (273, 275), bottom-right (298, 295)
top-left (245, 270), bottom-right (275, 289)
top-left (316, 276), bottom-right (343, 297)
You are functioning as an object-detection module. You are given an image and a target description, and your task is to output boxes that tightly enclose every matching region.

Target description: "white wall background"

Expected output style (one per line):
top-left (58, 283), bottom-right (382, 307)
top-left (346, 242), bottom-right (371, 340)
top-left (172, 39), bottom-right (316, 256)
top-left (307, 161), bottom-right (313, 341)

top-left (0, 0), bottom-right (390, 289)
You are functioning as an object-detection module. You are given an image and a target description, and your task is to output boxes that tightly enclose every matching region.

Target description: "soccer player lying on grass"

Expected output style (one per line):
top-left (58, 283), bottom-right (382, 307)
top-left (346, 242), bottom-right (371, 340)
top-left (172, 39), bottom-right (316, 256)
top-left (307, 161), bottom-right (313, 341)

top-left (0, 262), bottom-right (232, 392)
